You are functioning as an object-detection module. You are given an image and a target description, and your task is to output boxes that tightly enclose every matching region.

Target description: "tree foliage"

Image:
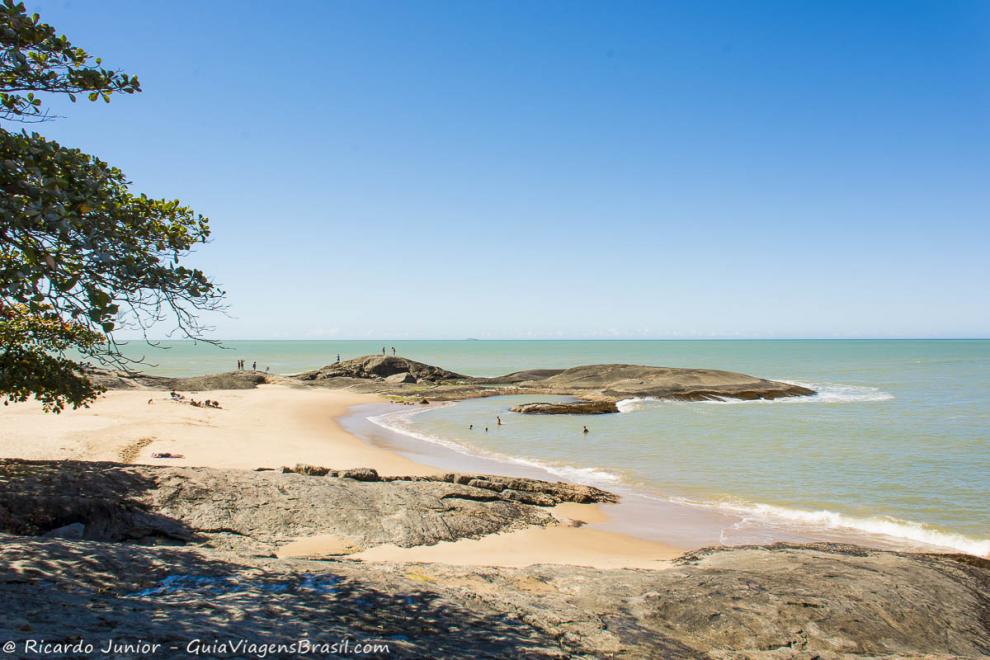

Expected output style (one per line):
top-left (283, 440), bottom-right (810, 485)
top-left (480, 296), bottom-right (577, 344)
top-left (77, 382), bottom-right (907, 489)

top-left (1, 0), bottom-right (224, 411)
top-left (1, 0), bottom-right (139, 122)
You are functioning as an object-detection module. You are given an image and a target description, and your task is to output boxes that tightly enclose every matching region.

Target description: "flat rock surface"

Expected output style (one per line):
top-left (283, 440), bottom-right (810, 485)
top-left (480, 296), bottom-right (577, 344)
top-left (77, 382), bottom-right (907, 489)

top-left (0, 536), bottom-right (986, 658)
top-left (515, 363), bottom-right (814, 401)
top-left (0, 460), bottom-right (613, 554)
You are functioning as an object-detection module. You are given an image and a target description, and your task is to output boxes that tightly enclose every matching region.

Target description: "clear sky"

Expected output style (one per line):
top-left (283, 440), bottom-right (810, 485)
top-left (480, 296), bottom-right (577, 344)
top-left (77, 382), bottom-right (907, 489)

top-left (26, 0), bottom-right (990, 339)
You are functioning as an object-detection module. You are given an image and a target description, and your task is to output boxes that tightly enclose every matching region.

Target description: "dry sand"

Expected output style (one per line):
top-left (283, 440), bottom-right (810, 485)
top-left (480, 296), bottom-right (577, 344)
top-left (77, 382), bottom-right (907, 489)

top-left (351, 502), bottom-right (681, 568)
top-left (0, 385), bottom-right (433, 476)
top-left (0, 385), bottom-right (681, 569)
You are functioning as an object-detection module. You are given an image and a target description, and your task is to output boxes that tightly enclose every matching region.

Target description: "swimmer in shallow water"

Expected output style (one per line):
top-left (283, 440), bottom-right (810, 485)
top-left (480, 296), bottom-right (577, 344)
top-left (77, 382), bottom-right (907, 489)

top-left (583, 425), bottom-right (589, 434)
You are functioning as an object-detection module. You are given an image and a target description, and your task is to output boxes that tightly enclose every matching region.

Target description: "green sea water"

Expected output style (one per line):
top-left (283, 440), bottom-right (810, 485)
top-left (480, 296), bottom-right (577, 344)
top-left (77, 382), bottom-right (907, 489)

top-left (113, 339), bottom-right (990, 554)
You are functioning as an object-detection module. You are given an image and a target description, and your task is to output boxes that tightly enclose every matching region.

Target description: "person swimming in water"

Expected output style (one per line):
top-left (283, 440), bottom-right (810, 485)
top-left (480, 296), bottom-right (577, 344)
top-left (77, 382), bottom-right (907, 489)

top-left (496, 416), bottom-right (502, 426)
top-left (583, 425), bottom-right (589, 434)
top-left (469, 424), bottom-right (473, 430)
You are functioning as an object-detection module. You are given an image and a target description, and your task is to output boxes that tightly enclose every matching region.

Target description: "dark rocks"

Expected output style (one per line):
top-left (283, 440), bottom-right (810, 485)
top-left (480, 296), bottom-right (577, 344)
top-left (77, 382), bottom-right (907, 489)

top-left (0, 460), bottom-right (583, 553)
top-left (339, 468), bottom-right (379, 482)
top-left (2, 537), bottom-right (988, 657)
top-left (2, 460), bottom-right (989, 656)
top-left (279, 466), bottom-right (618, 505)
top-left (520, 364), bottom-right (816, 401)
top-left (84, 368), bottom-right (269, 392)
top-left (42, 523), bottom-right (85, 540)
top-left (296, 355), bottom-right (465, 383)
top-left (511, 400), bottom-right (620, 415)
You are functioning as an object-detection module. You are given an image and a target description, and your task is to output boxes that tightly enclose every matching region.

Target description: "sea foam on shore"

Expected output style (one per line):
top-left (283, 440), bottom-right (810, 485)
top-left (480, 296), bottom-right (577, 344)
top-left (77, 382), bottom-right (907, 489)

top-left (355, 384), bottom-right (988, 557)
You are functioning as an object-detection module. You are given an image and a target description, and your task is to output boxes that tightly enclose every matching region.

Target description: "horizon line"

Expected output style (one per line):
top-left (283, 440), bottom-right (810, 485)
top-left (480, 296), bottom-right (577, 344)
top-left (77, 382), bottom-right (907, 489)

top-left (112, 336), bottom-right (990, 342)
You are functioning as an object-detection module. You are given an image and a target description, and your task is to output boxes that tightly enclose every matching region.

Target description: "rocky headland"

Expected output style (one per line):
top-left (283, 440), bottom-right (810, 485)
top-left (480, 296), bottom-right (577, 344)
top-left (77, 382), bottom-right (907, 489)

top-left (91, 354), bottom-right (815, 411)
top-left (1, 459), bottom-right (988, 657)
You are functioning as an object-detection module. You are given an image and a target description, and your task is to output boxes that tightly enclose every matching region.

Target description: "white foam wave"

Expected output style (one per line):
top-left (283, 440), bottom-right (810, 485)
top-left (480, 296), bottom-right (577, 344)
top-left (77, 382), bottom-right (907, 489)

top-left (654, 495), bottom-right (990, 556)
top-left (367, 400), bottom-right (989, 557)
top-left (366, 407), bottom-right (621, 486)
top-left (616, 381), bottom-right (893, 412)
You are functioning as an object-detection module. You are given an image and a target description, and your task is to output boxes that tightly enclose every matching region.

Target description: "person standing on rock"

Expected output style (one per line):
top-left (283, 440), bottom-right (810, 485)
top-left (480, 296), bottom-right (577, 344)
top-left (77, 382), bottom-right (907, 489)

top-left (336, 354), bottom-right (341, 364)
top-left (382, 346), bottom-right (386, 356)
top-left (391, 346), bottom-right (396, 356)
top-left (252, 361), bottom-right (256, 371)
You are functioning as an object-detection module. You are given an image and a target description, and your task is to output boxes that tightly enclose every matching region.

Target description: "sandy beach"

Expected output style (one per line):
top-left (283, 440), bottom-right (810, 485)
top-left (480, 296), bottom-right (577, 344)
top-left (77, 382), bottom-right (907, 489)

top-left (0, 384), bottom-right (681, 568)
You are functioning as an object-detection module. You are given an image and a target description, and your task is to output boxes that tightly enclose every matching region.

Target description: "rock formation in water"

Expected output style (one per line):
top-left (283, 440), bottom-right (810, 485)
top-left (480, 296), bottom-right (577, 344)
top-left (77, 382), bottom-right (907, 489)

top-left (511, 400), bottom-right (621, 414)
top-left (87, 355), bottom-right (816, 404)
top-left (501, 363), bottom-right (814, 401)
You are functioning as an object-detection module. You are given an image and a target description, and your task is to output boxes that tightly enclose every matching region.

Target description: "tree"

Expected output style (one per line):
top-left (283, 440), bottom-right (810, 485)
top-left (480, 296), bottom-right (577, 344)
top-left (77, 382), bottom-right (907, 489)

top-left (1, 0), bottom-right (224, 411)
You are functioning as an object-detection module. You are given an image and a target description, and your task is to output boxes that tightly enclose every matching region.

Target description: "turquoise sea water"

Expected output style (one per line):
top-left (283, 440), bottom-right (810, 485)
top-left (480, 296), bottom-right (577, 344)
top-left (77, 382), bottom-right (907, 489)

top-left (116, 339), bottom-right (990, 554)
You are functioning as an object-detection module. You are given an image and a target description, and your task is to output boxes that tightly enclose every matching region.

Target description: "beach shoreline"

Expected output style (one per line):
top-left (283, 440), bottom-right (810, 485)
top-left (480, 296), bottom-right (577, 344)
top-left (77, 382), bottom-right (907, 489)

top-left (345, 398), bottom-right (990, 558)
top-left (0, 384), bottom-right (682, 568)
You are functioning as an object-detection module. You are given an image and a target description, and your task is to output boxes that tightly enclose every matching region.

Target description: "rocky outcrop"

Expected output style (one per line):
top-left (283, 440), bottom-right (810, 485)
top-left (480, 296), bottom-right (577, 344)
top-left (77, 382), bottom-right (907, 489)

top-left (0, 460), bottom-right (611, 554)
top-left (304, 360), bottom-right (814, 403)
top-left (2, 460), bottom-right (988, 656)
top-left (511, 400), bottom-right (619, 414)
top-left (85, 367), bottom-right (269, 391)
top-left (506, 363), bottom-right (814, 401)
top-left (282, 465), bottom-right (617, 505)
top-left (1, 537), bottom-right (987, 657)
top-left (89, 356), bottom-right (814, 404)
top-left (296, 355), bottom-right (466, 383)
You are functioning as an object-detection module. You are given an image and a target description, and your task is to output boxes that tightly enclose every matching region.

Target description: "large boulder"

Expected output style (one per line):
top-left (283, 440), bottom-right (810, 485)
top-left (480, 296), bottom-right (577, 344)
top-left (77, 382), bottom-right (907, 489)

top-left (385, 372), bottom-right (417, 384)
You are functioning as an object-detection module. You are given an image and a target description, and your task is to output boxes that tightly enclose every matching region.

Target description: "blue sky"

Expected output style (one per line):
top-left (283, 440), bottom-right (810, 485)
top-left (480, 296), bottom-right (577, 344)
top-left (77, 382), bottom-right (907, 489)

top-left (27, 0), bottom-right (990, 338)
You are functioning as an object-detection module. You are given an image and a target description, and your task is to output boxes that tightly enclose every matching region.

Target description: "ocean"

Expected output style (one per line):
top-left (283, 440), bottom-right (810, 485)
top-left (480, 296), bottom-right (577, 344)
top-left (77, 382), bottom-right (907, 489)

top-left (111, 339), bottom-right (990, 555)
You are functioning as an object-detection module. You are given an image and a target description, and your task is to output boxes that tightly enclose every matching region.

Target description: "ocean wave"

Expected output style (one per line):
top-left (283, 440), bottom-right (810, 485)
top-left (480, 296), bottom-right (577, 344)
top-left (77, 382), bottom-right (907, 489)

top-left (366, 401), bottom-right (988, 557)
top-left (616, 381), bottom-right (893, 412)
top-left (366, 407), bottom-right (622, 486)
top-left (657, 495), bottom-right (990, 556)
